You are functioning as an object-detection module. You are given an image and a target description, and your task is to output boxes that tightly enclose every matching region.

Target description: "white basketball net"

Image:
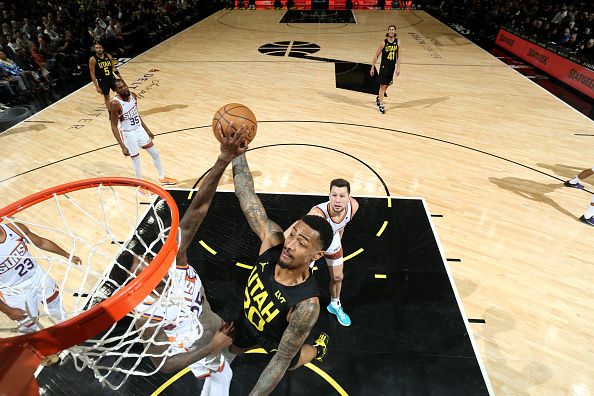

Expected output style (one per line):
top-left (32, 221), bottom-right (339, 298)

top-left (0, 183), bottom-right (201, 390)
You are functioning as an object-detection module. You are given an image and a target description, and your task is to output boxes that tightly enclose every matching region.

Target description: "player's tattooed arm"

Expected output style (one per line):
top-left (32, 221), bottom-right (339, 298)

top-left (232, 154), bottom-right (284, 251)
top-left (249, 297), bottom-right (320, 396)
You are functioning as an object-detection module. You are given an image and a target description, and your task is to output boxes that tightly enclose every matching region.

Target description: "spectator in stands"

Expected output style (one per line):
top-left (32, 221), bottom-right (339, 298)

top-left (0, 50), bottom-right (41, 95)
top-left (43, 22), bottom-right (61, 43)
top-left (578, 38), bottom-right (594, 60)
top-left (551, 5), bottom-right (568, 25)
top-left (15, 31), bottom-right (30, 51)
top-left (564, 31), bottom-right (579, 51)
top-left (28, 41), bottom-right (50, 81)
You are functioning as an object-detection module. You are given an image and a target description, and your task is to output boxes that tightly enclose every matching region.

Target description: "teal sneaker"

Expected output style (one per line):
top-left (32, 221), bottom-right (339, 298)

top-left (327, 303), bottom-right (351, 326)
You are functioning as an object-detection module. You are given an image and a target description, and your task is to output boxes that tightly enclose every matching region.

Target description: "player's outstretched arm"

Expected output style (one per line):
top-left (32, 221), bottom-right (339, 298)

top-left (110, 101), bottom-right (129, 156)
top-left (370, 42), bottom-right (384, 75)
top-left (232, 154), bottom-right (284, 253)
top-left (177, 125), bottom-right (248, 263)
top-left (11, 223), bottom-right (81, 265)
top-left (249, 297), bottom-right (320, 396)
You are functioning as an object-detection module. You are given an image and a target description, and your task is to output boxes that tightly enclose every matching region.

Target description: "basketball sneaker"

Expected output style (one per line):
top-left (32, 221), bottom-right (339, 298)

top-left (378, 105), bottom-right (385, 114)
top-left (313, 332), bottom-right (329, 362)
top-left (376, 96), bottom-right (380, 106)
top-left (579, 215), bottom-right (594, 227)
top-left (564, 180), bottom-right (584, 189)
top-left (160, 177), bottom-right (178, 186)
top-left (327, 303), bottom-right (351, 326)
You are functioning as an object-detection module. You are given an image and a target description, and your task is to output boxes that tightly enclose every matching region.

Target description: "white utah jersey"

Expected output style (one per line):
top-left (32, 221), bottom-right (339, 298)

top-left (314, 199), bottom-right (353, 234)
top-left (111, 94), bottom-right (141, 132)
top-left (0, 224), bottom-right (39, 286)
top-left (135, 263), bottom-right (204, 346)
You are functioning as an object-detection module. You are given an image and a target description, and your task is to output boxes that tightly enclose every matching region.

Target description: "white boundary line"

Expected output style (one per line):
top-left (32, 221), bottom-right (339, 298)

top-left (426, 11), bottom-right (592, 120)
top-left (420, 197), bottom-right (495, 395)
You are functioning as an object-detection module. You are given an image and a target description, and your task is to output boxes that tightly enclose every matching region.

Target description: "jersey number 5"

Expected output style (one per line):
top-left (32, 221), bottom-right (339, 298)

top-left (104, 66), bottom-right (111, 76)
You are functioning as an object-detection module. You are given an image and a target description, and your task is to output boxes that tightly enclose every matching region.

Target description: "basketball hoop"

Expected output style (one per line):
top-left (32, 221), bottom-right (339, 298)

top-left (0, 178), bottom-right (180, 396)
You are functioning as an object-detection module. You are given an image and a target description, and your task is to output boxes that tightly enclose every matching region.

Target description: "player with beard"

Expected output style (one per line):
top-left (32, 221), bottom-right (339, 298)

top-left (370, 25), bottom-right (401, 114)
top-left (229, 153), bottom-right (333, 396)
top-left (89, 42), bottom-right (121, 112)
top-left (110, 79), bottom-right (177, 186)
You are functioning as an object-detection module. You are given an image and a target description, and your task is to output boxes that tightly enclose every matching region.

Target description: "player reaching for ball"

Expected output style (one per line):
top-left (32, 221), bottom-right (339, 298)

top-left (133, 123), bottom-right (250, 396)
top-left (110, 79), bottom-right (178, 187)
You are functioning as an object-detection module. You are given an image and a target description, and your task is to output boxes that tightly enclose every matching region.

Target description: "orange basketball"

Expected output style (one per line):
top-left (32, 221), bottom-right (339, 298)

top-left (212, 103), bottom-right (257, 144)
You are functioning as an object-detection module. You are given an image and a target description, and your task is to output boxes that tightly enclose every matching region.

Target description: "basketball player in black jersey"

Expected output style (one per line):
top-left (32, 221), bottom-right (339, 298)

top-left (89, 42), bottom-right (122, 111)
top-left (231, 153), bottom-right (333, 395)
top-left (370, 25), bottom-right (401, 114)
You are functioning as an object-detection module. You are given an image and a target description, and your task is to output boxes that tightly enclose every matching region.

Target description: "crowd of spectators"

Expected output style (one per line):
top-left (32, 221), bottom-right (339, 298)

top-left (0, 0), bottom-right (211, 111)
top-left (427, 0), bottom-right (594, 62)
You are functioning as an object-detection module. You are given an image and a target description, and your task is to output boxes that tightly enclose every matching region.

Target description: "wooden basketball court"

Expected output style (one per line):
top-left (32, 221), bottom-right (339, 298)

top-left (1, 9), bottom-right (593, 395)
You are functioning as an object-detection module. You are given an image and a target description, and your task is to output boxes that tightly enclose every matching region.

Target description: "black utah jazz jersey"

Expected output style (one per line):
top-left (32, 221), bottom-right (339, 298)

top-left (242, 244), bottom-right (319, 350)
top-left (94, 54), bottom-right (115, 80)
top-left (381, 38), bottom-right (398, 65)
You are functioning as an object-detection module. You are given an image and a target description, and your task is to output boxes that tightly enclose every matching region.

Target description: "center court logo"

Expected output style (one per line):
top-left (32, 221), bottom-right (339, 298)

top-left (258, 41), bottom-right (321, 58)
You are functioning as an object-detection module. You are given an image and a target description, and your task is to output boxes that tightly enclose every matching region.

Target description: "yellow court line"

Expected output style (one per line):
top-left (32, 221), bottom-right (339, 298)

top-left (387, 197), bottom-right (392, 208)
top-left (151, 367), bottom-right (191, 396)
top-left (245, 347), bottom-right (268, 354)
top-left (376, 221), bottom-right (388, 237)
top-left (243, 349), bottom-right (348, 395)
top-left (374, 274), bottom-right (387, 279)
top-left (343, 248), bottom-right (364, 262)
top-left (236, 262), bottom-right (254, 270)
top-left (199, 240), bottom-right (217, 255)
top-left (305, 363), bottom-right (349, 396)
top-left (187, 190), bottom-right (194, 200)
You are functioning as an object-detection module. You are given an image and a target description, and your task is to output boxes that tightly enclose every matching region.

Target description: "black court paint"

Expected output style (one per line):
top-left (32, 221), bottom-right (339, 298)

top-left (37, 192), bottom-right (491, 395)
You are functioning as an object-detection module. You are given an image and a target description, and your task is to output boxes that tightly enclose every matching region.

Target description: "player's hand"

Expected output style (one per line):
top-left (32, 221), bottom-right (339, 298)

top-left (217, 122), bottom-right (249, 163)
top-left (395, 68), bottom-right (400, 77)
top-left (96, 86), bottom-right (102, 94)
top-left (210, 322), bottom-right (234, 352)
top-left (6, 307), bottom-right (27, 321)
top-left (120, 145), bottom-right (130, 156)
top-left (370, 67), bottom-right (375, 76)
top-left (71, 256), bottom-right (82, 265)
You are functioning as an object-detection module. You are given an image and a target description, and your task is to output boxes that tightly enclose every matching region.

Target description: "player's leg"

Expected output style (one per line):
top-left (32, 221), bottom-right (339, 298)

top-left (565, 166), bottom-right (594, 189)
top-left (123, 129), bottom-right (143, 179)
top-left (99, 79), bottom-right (111, 111)
top-left (207, 360), bottom-right (232, 396)
top-left (579, 195), bottom-right (594, 227)
top-left (37, 268), bottom-right (64, 322)
top-left (139, 127), bottom-right (177, 185)
top-left (325, 234), bottom-right (351, 326)
top-left (2, 286), bottom-right (39, 333)
top-left (288, 333), bottom-right (330, 370)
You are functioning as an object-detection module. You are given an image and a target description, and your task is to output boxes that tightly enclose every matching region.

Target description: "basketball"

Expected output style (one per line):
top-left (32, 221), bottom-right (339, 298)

top-left (212, 103), bottom-right (257, 144)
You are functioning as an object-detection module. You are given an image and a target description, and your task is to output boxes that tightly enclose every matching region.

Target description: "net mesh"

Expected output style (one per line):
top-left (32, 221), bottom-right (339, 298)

top-left (0, 182), bottom-right (196, 390)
